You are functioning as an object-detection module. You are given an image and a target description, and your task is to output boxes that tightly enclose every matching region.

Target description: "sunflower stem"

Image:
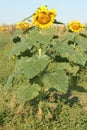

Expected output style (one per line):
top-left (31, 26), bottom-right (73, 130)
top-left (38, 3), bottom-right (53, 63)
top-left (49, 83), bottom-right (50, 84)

top-left (38, 48), bottom-right (42, 57)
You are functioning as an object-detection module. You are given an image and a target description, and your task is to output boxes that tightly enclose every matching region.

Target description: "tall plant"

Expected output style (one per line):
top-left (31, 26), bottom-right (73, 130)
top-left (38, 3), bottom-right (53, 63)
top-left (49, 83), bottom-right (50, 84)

top-left (5, 6), bottom-right (87, 103)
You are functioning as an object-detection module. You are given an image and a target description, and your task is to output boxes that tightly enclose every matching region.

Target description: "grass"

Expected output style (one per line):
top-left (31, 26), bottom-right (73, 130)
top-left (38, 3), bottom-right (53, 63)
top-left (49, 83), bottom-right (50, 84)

top-left (0, 31), bottom-right (15, 85)
top-left (0, 30), bottom-right (87, 130)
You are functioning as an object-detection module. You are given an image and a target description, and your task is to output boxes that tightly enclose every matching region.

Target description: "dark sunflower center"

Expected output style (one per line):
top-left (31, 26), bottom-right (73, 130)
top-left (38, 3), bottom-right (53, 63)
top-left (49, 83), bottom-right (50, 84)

top-left (72, 23), bottom-right (80, 30)
top-left (37, 12), bottom-right (51, 24)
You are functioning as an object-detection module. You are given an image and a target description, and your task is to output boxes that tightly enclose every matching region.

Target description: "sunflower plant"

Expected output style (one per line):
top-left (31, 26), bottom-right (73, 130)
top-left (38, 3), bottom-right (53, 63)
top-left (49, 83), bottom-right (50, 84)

top-left (16, 21), bottom-right (31, 30)
top-left (5, 6), bottom-right (87, 104)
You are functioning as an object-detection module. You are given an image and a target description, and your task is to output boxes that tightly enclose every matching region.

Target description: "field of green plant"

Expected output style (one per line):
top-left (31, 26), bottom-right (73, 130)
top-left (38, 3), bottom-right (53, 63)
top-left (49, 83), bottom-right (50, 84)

top-left (0, 5), bottom-right (87, 130)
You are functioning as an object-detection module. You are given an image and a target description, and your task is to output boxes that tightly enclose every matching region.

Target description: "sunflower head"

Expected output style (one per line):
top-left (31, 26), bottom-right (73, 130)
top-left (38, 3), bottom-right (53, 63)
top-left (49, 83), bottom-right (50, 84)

top-left (68, 20), bottom-right (84, 32)
top-left (0, 26), bottom-right (8, 31)
top-left (32, 5), bottom-right (56, 29)
top-left (16, 21), bottom-right (31, 30)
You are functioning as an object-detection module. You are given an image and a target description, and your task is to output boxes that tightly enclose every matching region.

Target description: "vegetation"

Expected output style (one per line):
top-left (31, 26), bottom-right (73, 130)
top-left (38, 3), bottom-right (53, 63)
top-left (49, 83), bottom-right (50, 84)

top-left (0, 5), bottom-right (87, 130)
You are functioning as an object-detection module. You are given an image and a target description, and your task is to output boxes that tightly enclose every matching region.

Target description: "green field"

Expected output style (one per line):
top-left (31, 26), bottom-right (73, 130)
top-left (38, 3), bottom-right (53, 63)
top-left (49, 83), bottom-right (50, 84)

top-left (0, 29), bottom-right (87, 130)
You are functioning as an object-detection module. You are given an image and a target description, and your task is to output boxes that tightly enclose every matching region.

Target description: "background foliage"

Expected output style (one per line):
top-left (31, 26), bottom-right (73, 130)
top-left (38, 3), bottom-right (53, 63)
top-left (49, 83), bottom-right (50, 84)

top-left (0, 26), bottom-right (87, 130)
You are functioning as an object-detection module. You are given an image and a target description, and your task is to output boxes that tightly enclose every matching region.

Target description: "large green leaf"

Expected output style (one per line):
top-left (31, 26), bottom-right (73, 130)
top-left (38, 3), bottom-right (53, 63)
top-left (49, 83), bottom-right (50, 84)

top-left (53, 62), bottom-right (79, 75)
top-left (17, 84), bottom-right (41, 103)
top-left (56, 43), bottom-right (87, 66)
top-left (56, 62), bottom-right (70, 70)
top-left (58, 31), bottom-right (76, 43)
top-left (9, 28), bottom-right (55, 58)
top-left (29, 28), bottom-right (54, 44)
top-left (42, 69), bottom-right (69, 93)
top-left (9, 38), bottom-right (34, 58)
top-left (75, 36), bottom-right (87, 50)
top-left (47, 62), bottom-right (70, 73)
top-left (69, 51), bottom-right (87, 66)
top-left (15, 56), bottom-right (50, 79)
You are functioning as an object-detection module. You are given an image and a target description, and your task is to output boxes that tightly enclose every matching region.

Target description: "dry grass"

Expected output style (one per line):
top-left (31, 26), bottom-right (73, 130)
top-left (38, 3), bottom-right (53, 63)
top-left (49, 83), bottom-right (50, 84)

top-left (0, 24), bottom-right (16, 33)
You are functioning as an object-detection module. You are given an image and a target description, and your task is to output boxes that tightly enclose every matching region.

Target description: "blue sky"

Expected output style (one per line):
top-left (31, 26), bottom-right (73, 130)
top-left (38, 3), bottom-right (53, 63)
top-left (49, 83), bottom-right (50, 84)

top-left (0, 0), bottom-right (87, 24)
